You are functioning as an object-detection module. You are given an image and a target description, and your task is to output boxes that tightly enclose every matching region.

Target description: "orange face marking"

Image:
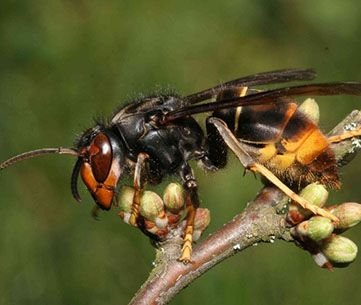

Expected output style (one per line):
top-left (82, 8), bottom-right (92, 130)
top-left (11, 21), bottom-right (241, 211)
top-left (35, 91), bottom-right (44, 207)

top-left (80, 162), bottom-right (98, 193)
top-left (92, 188), bottom-right (114, 210)
top-left (80, 160), bottom-right (121, 210)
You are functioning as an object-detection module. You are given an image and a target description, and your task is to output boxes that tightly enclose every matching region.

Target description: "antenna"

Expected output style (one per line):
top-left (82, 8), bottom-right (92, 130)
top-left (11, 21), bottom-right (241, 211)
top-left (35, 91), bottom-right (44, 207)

top-left (0, 147), bottom-right (79, 170)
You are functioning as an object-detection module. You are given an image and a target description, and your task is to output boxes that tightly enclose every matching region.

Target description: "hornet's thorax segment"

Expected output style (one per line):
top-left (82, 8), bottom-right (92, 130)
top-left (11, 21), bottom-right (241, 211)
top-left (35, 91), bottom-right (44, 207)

top-left (110, 95), bottom-right (207, 174)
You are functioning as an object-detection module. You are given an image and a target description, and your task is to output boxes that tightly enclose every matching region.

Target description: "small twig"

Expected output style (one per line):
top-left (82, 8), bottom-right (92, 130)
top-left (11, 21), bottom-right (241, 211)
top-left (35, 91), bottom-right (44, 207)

top-left (130, 111), bottom-right (361, 305)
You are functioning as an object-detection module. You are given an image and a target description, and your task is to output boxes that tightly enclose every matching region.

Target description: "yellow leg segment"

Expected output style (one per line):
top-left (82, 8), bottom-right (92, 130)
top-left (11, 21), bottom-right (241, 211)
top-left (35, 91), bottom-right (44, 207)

top-left (328, 127), bottom-right (361, 143)
top-left (250, 163), bottom-right (338, 222)
top-left (129, 152), bottom-right (149, 227)
top-left (179, 225), bottom-right (194, 263)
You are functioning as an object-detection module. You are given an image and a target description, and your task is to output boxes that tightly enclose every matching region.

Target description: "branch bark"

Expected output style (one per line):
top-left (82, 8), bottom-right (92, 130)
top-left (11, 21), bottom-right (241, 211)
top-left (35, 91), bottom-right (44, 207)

top-left (129, 110), bottom-right (361, 305)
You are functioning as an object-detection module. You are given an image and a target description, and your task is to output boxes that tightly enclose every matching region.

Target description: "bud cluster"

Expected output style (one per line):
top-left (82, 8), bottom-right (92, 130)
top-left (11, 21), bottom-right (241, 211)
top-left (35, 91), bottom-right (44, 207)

top-left (288, 183), bottom-right (361, 270)
top-left (117, 183), bottom-right (211, 241)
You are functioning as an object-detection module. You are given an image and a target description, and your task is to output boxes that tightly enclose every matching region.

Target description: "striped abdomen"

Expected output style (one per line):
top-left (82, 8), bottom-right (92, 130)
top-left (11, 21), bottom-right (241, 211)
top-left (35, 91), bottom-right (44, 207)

top-left (213, 102), bottom-right (339, 189)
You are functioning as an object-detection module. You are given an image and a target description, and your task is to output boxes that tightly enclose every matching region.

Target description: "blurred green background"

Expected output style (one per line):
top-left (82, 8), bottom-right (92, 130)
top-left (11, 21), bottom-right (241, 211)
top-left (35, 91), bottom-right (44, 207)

top-left (1, 1), bottom-right (361, 304)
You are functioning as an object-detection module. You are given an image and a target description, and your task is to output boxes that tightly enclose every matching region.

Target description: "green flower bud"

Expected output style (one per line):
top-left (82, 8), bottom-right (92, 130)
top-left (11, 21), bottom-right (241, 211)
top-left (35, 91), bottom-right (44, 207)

top-left (321, 235), bottom-right (358, 264)
top-left (295, 216), bottom-right (334, 241)
top-left (163, 183), bottom-right (185, 213)
top-left (299, 183), bottom-right (329, 208)
top-left (329, 202), bottom-right (361, 230)
top-left (299, 98), bottom-right (320, 124)
top-left (287, 183), bottom-right (329, 224)
top-left (140, 191), bottom-right (168, 228)
top-left (118, 186), bottom-right (135, 213)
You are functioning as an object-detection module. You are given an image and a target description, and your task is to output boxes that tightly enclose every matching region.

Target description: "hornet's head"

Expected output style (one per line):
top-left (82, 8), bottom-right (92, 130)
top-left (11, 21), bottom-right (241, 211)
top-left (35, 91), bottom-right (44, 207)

top-left (73, 126), bottom-right (125, 210)
top-left (0, 125), bottom-right (125, 210)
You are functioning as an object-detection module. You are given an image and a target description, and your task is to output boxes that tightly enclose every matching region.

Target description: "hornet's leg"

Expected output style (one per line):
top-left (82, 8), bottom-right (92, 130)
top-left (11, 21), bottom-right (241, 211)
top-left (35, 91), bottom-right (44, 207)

top-left (128, 152), bottom-right (149, 227)
top-left (328, 127), bottom-right (361, 143)
top-left (178, 162), bottom-right (200, 263)
top-left (208, 117), bottom-right (338, 222)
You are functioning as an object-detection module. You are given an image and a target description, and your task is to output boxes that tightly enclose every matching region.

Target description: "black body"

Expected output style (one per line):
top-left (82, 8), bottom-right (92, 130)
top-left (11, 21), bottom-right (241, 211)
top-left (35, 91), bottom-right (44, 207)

top-left (74, 74), bottom-right (361, 200)
top-left (111, 96), bottom-right (208, 179)
top-left (76, 95), bottom-right (213, 190)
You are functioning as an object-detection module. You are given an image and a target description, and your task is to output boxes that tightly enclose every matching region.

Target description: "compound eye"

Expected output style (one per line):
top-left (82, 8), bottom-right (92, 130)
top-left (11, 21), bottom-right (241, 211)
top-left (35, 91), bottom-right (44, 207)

top-left (89, 133), bottom-right (112, 182)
